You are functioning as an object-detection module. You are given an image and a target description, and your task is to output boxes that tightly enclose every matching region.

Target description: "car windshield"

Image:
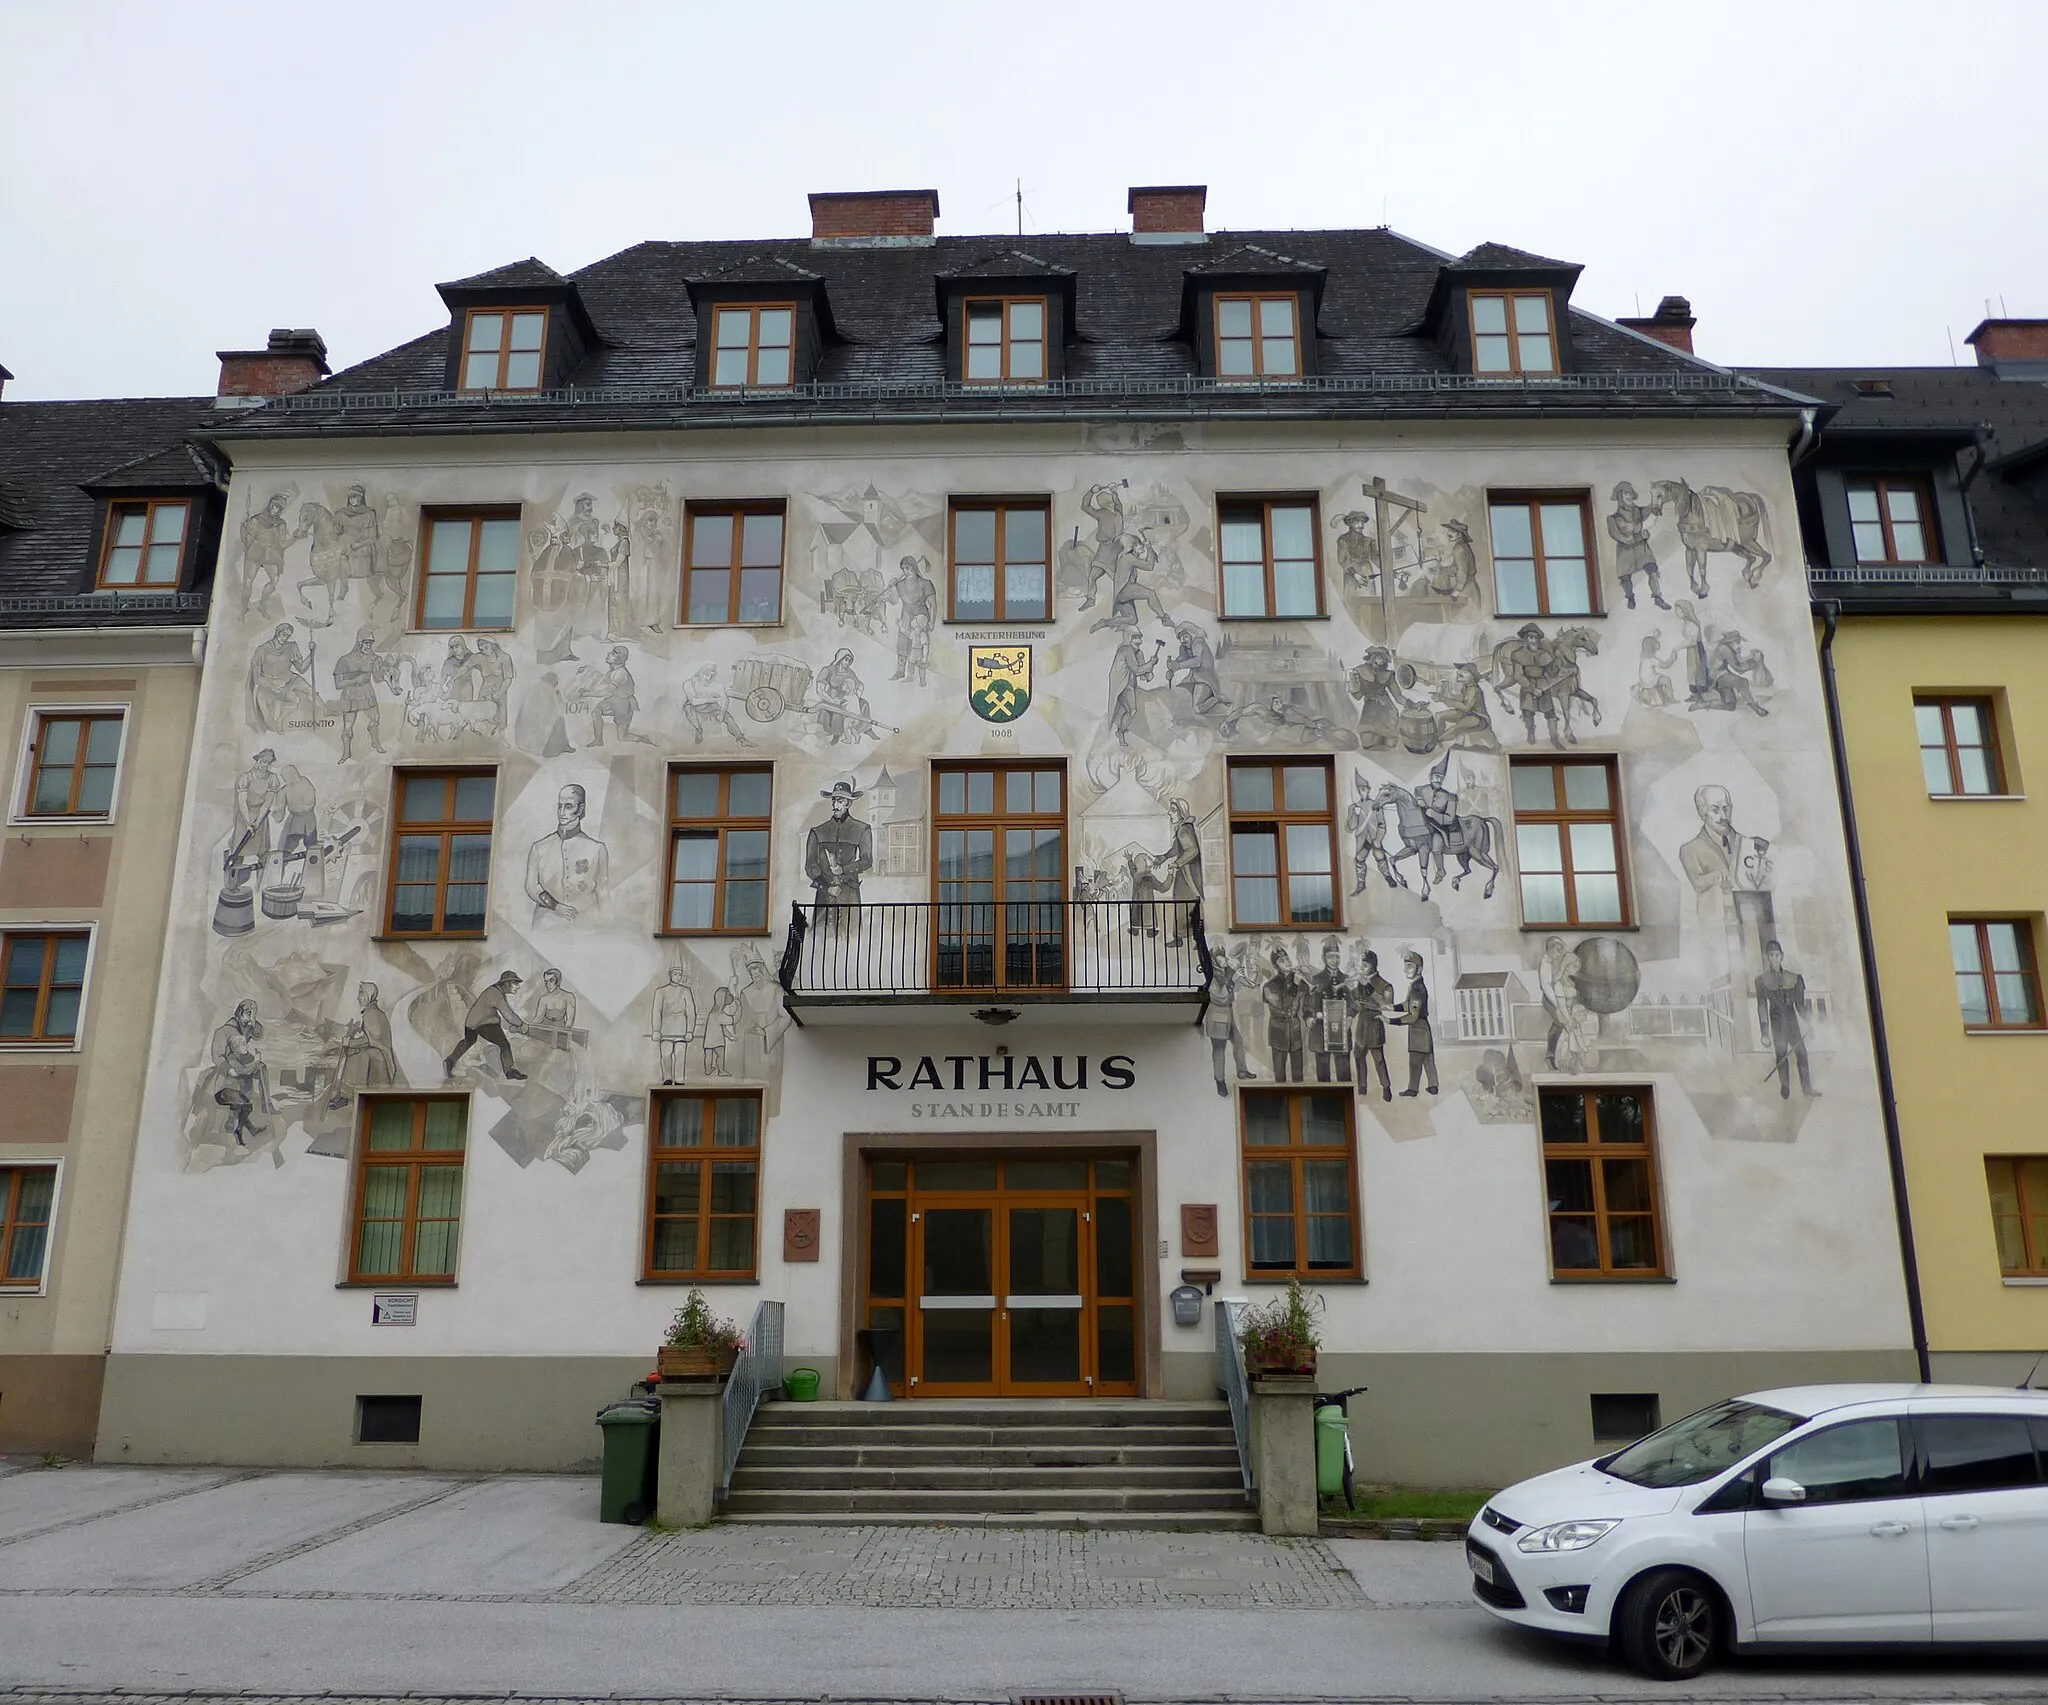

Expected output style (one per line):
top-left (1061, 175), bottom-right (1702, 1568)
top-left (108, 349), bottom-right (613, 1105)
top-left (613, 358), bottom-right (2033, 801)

top-left (1601, 1399), bottom-right (1805, 1488)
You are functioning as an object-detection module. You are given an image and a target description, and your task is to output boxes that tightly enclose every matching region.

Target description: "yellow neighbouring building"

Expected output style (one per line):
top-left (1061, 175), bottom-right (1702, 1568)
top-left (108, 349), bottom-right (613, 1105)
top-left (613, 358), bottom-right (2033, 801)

top-left (1767, 323), bottom-right (2048, 1386)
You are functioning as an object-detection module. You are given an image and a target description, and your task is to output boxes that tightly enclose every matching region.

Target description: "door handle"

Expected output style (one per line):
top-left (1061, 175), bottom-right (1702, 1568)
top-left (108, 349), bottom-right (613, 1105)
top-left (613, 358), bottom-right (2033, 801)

top-left (1939, 1514), bottom-right (1980, 1532)
top-left (1868, 1520), bottom-right (1911, 1538)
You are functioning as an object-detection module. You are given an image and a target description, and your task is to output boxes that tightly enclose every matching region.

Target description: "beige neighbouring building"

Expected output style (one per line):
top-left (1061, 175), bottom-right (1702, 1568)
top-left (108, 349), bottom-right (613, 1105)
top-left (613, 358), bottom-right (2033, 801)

top-left (95, 192), bottom-right (1916, 1488)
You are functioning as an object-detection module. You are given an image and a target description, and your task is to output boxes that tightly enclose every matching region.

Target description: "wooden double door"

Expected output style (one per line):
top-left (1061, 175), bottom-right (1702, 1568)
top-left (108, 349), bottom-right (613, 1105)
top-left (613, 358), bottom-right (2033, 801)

top-left (865, 1154), bottom-right (1137, 1397)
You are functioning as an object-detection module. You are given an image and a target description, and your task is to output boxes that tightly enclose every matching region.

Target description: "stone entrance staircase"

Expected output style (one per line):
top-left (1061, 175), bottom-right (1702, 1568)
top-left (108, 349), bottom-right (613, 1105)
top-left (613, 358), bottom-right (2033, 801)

top-left (723, 1398), bottom-right (1256, 1528)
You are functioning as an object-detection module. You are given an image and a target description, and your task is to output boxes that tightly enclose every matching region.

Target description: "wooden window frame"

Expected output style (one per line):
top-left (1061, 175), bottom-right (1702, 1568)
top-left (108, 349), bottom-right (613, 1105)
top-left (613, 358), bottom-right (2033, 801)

top-left (1239, 1089), bottom-right (1361, 1280)
top-left (1488, 491), bottom-right (1599, 616)
top-left (414, 508), bottom-right (521, 631)
top-left (1467, 290), bottom-right (1558, 376)
top-left (961, 296), bottom-right (1049, 385)
top-left (664, 765), bottom-right (774, 936)
top-left (381, 770), bottom-right (496, 940)
top-left (345, 1096), bottom-right (468, 1286)
top-left (19, 709), bottom-right (125, 821)
top-left (681, 501), bottom-right (787, 626)
top-left (1510, 757), bottom-right (1632, 929)
top-left (947, 498), bottom-right (1052, 622)
top-left (95, 498), bottom-right (190, 590)
top-left (1847, 473), bottom-right (1942, 567)
top-left (1226, 757), bottom-right (1339, 931)
top-left (1217, 494), bottom-right (1324, 620)
top-left (1916, 695), bottom-right (2008, 797)
top-left (1986, 1156), bottom-right (2048, 1277)
top-left (459, 306), bottom-right (550, 393)
top-left (645, 1090), bottom-right (763, 1282)
top-left (708, 303), bottom-right (797, 390)
top-left (0, 929), bottom-right (91, 1048)
top-left (1949, 916), bottom-right (2046, 1032)
top-left (0, 1164), bottom-right (57, 1292)
top-left (930, 761), bottom-right (1069, 993)
top-left (1539, 1086), bottom-right (1668, 1281)
top-left (1213, 291), bottom-right (1302, 381)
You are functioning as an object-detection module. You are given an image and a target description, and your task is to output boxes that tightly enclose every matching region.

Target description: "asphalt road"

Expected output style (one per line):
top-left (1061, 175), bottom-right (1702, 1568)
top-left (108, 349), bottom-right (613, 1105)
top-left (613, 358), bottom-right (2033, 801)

top-left (0, 1464), bottom-right (2040, 1703)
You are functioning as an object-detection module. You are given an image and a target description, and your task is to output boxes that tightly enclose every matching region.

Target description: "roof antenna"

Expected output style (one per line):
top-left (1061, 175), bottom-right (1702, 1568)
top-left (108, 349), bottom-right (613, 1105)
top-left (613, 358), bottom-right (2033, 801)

top-left (2018, 1349), bottom-right (2047, 1391)
top-left (1017, 179), bottom-right (1024, 238)
top-left (1946, 325), bottom-right (1959, 366)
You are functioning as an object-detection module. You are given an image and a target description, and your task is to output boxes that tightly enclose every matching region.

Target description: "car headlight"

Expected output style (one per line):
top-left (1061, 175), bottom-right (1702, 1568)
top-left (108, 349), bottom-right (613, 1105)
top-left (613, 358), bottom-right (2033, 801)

top-left (1517, 1519), bottom-right (1619, 1553)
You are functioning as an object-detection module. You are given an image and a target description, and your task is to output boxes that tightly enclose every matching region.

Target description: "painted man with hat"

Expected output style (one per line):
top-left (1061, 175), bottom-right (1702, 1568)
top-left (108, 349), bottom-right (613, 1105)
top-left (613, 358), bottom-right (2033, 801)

top-left (806, 778), bottom-right (873, 915)
top-left (445, 970), bottom-right (528, 1080)
top-left (1605, 482), bottom-right (1671, 610)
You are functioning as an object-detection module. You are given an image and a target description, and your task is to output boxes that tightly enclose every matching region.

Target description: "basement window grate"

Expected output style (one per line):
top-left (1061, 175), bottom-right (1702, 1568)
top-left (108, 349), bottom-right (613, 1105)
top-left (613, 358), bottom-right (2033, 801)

top-left (356, 1394), bottom-right (422, 1444)
top-left (1016, 1696), bottom-right (1123, 1705)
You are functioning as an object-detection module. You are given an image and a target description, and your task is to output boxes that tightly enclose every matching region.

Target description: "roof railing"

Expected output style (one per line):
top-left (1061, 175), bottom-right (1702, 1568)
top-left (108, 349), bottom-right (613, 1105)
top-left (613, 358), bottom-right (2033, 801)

top-left (1807, 562), bottom-right (2048, 589)
top-left (0, 590), bottom-right (211, 616)
top-left (232, 368), bottom-right (1774, 418)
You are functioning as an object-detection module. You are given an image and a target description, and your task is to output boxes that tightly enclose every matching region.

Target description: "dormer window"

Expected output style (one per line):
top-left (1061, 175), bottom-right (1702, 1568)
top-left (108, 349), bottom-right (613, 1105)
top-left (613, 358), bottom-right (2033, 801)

top-left (97, 499), bottom-right (188, 589)
top-left (1216, 294), bottom-right (1300, 380)
top-left (460, 308), bottom-right (548, 391)
top-left (965, 297), bottom-right (1046, 383)
top-left (1469, 291), bottom-right (1556, 375)
top-left (710, 304), bottom-right (796, 389)
top-left (1848, 475), bottom-right (1940, 566)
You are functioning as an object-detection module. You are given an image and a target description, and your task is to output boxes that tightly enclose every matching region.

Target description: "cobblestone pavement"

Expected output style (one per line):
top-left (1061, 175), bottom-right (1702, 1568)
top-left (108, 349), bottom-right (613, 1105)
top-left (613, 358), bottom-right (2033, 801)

top-left (563, 1523), bottom-right (1366, 1608)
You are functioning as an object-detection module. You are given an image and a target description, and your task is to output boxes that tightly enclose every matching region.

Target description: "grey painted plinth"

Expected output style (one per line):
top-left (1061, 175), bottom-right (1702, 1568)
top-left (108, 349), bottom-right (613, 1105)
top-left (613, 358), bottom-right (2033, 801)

top-left (1250, 1374), bottom-right (1318, 1536)
top-left (656, 1379), bottom-right (725, 1528)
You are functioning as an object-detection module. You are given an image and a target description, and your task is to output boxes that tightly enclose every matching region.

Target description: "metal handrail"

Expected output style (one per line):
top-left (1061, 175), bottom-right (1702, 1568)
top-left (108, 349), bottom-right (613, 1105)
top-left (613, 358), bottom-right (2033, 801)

top-left (1807, 561), bottom-right (2048, 587)
top-left (720, 1298), bottom-right (784, 1493)
top-left (230, 368), bottom-right (1771, 418)
top-left (1215, 1297), bottom-right (1255, 1496)
top-left (779, 899), bottom-right (1210, 998)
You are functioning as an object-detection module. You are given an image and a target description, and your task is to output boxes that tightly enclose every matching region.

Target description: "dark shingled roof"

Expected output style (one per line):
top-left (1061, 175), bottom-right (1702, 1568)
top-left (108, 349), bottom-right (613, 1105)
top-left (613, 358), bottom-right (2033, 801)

top-left (211, 225), bottom-right (1785, 440)
top-left (1756, 364), bottom-right (2048, 571)
top-left (0, 396), bottom-right (220, 627)
top-left (1449, 241), bottom-right (1580, 274)
top-left (440, 257), bottom-right (567, 291)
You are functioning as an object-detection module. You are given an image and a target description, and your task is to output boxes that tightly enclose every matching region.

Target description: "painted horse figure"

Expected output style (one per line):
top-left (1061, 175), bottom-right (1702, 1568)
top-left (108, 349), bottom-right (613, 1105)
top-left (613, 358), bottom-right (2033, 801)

top-left (1373, 782), bottom-right (1504, 901)
top-left (291, 502), bottom-right (352, 626)
top-left (1492, 625), bottom-right (1602, 749)
top-left (1650, 479), bottom-right (1771, 597)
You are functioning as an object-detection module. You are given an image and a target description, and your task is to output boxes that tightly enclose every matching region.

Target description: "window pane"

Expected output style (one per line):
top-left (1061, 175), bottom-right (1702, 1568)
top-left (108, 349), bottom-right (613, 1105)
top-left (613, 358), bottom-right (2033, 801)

top-left (422, 1102), bottom-right (466, 1150)
top-left (75, 766), bottom-right (116, 815)
top-left (1950, 922), bottom-right (1987, 976)
top-left (450, 774), bottom-right (494, 819)
top-left (1921, 1414), bottom-right (2038, 1494)
top-left (471, 573), bottom-right (514, 626)
top-left (1272, 559), bottom-right (1316, 615)
top-left (153, 504), bottom-right (187, 543)
top-left (1223, 559), bottom-right (1267, 616)
top-left (1541, 1093), bottom-right (1588, 1144)
top-left (652, 1217), bottom-right (700, 1274)
top-left (1243, 1098), bottom-right (1292, 1145)
top-left (1540, 557), bottom-right (1589, 612)
top-left (1516, 822), bottom-right (1563, 873)
top-left (1279, 765), bottom-right (1327, 812)
top-left (1234, 875), bottom-right (1281, 926)
top-left (1471, 295), bottom-right (1507, 335)
top-left (691, 512), bottom-right (734, 569)
top-left (1008, 341), bottom-right (1043, 380)
top-left (714, 309), bottom-right (750, 349)
top-left (1995, 973), bottom-right (2040, 1026)
top-left (738, 511), bottom-right (783, 567)
top-left (967, 771), bottom-right (994, 814)
top-left (1302, 1095), bottom-right (1348, 1147)
top-left (1217, 299), bottom-right (1253, 337)
top-left (1494, 559), bottom-right (1538, 613)
top-left (709, 1160), bottom-right (757, 1213)
top-left (1573, 873), bottom-right (1623, 924)
top-left (954, 508), bottom-right (996, 564)
top-left (467, 313), bottom-right (504, 354)
top-left (1232, 827), bottom-right (1278, 879)
top-left (713, 349), bottom-right (749, 386)
top-left (1955, 748), bottom-right (1994, 795)
top-left (1262, 336), bottom-right (1297, 374)
top-left (738, 568), bottom-right (781, 622)
top-left (1922, 746), bottom-right (1956, 794)
top-left (1538, 504), bottom-right (1584, 558)
top-left (1230, 766), bottom-right (1275, 813)
top-left (707, 1216), bottom-right (754, 1272)
top-left (508, 313), bottom-right (545, 351)
top-left (1513, 295), bottom-right (1551, 335)
top-left (753, 348), bottom-right (792, 387)
top-left (503, 351), bottom-right (541, 389)
top-left (1605, 1215), bottom-right (1658, 1270)
top-left (1219, 515), bottom-right (1265, 564)
top-left (1517, 333), bottom-right (1555, 373)
top-left (967, 343), bottom-right (1003, 380)
top-left (688, 570), bottom-right (731, 624)
top-left (757, 309), bottom-right (792, 347)
top-left (1008, 300), bottom-right (1043, 340)
top-left (1474, 335), bottom-right (1512, 373)
top-left (1270, 503), bottom-right (1313, 557)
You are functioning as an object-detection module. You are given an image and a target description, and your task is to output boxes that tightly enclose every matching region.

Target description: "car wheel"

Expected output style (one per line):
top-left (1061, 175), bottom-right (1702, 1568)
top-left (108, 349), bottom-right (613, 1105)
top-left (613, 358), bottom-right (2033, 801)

top-left (1615, 1567), bottom-right (1720, 1680)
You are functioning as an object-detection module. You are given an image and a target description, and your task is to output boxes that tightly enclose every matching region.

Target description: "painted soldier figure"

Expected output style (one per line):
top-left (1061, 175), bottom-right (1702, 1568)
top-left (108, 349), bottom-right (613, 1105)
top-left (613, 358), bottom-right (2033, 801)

top-left (240, 492), bottom-right (292, 614)
top-left (1309, 937), bottom-right (1354, 1084)
top-left (1204, 956), bottom-right (1250, 1097)
top-left (1347, 647), bottom-right (1402, 751)
top-left (337, 484), bottom-right (381, 583)
top-left (1260, 947), bottom-right (1308, 1083)
top-left (1156, 797), bottom-right (1204, 944)
top-left (1389, 950), bottom-right (1438, 1096)
top-left (1755, 939), bottom-right (1817, 1100)
top-left (1606, 482), bottom-right (1671, 610)
top-left (1350, 948), bottom-right (1395, 1101)
top-left (331, 628), bottom-right (392, 758)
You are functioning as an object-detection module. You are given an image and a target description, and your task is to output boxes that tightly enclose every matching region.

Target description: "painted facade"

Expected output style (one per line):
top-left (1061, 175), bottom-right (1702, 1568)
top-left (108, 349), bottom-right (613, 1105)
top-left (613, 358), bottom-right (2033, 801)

top-left (94, 417), bottom-right (1915, 1480)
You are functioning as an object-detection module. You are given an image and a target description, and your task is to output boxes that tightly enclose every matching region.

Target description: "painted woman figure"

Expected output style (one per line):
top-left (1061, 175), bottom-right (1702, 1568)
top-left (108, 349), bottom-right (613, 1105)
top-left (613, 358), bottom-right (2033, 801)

top-left (328, 983), bottom-right (397, 1108)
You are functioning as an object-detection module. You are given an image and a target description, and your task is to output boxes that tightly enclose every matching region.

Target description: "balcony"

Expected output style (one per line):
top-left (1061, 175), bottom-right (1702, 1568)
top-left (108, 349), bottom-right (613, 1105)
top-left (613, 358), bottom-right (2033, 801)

top-left (777, 900), bottom-right (1213, 1027)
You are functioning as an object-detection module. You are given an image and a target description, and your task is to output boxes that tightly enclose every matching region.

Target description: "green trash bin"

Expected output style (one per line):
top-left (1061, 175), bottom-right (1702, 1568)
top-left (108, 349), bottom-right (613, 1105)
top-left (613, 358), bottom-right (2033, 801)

top-left (596, 1399), bottom-right (660, 1524)
top-left (1315, 1400), bottom-right (1349, 1498)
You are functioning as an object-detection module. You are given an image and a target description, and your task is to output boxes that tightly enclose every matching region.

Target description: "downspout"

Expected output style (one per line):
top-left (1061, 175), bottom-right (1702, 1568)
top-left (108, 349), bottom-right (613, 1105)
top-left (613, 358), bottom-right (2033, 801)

top-left (1958, 429), bottom-right (1989, 567)
top-left (1818, 600), bottom-right (1932, 1382)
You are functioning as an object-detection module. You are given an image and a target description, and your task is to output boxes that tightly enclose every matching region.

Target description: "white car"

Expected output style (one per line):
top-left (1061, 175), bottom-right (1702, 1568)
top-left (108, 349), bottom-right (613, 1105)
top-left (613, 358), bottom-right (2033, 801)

top-left (1465, 1383), bottom-right (2048, 1680)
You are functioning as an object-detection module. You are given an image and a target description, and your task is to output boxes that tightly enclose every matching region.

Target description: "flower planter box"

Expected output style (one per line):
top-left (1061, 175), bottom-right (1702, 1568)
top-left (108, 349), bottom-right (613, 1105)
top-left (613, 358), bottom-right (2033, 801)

top-left (657, 1343), bottom-right (738, 1381)
top-left (1245, 1349), bottom-right (1318, 1380)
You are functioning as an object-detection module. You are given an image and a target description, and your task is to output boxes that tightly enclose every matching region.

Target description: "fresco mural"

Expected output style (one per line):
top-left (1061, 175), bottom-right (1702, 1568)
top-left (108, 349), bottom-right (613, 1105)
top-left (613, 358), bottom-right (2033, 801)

top-left (161, 447), bottom-right (1842, 1183)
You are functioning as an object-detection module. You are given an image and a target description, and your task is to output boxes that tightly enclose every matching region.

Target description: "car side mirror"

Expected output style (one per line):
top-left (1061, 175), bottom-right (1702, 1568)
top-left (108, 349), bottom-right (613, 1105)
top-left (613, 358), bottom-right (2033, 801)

top-left (1761, 1476), bottom-right (1807, 1504)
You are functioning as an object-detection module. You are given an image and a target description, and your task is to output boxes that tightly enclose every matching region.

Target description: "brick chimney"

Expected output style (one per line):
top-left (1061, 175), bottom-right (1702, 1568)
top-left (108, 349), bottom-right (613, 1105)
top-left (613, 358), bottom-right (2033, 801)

top-left (1128, 184), bottom-right (1207, 244)
top-left (1964, 319), bottom-right (2048, 373)
top-left (808, 189), bottom-right (939, 246)
top-left (217, 329), bottom-right (329, 398)
top-left (1617, 295), bottom-right (1696, 355)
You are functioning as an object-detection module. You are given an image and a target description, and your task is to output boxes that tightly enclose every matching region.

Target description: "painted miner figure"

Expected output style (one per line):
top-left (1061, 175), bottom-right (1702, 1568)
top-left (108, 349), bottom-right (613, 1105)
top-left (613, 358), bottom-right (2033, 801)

top-left (1755, 939), bottom-right (1817, 1101)
top-left (887, 556), bottom-right (937, 685)
top-left (1606, 482), bottom-right (1671, 610)
top-left (806, 779), bottom-right (873, 918)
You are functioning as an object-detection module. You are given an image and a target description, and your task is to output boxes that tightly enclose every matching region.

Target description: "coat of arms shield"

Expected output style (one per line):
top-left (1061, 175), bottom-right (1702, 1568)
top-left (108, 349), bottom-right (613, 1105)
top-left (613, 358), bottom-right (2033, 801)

top-left (968, 645), bottom-right (1032, 723)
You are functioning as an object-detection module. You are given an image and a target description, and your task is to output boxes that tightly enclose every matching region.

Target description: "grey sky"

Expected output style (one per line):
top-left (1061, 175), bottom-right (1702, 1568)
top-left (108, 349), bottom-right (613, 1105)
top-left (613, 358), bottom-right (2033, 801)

top-left (4, 0), bottom-right (2043, 400)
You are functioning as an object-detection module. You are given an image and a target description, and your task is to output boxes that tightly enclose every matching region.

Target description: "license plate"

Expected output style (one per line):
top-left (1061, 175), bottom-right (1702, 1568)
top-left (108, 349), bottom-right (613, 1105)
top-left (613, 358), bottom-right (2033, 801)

top-left (1467, 1546), bottom-right (1495, 1585)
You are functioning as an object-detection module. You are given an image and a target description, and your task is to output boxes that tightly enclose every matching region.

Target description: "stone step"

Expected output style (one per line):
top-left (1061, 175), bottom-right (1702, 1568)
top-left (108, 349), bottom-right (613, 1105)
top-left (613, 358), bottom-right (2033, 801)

top-left (729, 1463), bottom-right (1247, 1492)
top-left (744, 1424), bottom-right (1233, 1450)
top-left (752, 1401), bottom-right (1230, 1428)
top-left (722, 1485), bottom-right (1254, 1517)
top-left (721, 1509), bottom-right (1264, 1531)
top-left (738, 1443), bottom-right (1242, 1471)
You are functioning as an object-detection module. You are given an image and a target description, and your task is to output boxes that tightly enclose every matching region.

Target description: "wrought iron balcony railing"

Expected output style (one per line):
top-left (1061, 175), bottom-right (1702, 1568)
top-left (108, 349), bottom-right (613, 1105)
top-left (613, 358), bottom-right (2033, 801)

top-left (778, 900), bottom-right (1212, 1003)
